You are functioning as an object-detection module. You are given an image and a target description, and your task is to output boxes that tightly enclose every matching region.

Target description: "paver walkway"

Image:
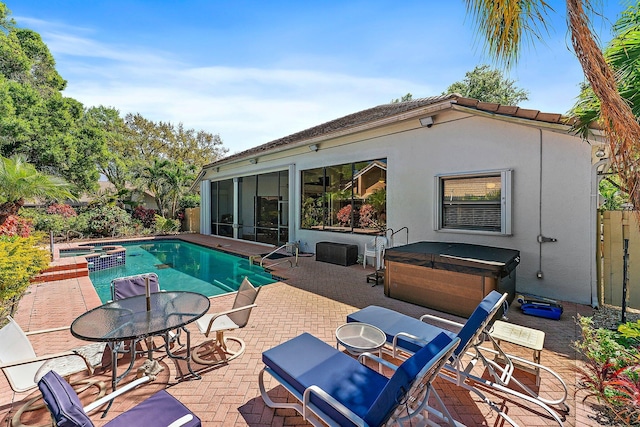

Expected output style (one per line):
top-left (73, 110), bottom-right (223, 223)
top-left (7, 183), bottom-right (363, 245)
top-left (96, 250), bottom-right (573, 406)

top-left (1, 235), bottom-right (603, 426)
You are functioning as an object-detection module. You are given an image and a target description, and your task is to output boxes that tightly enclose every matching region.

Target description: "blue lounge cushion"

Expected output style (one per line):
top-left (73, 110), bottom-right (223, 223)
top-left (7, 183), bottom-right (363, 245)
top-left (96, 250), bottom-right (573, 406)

top-left (455, 290), bottom-right (502, 354)
top-left (106, 390), bottom-right (201, 427)
top-left (263, 333), bottom-right (387, 426)
top-left (39, 371), bottom-right (201, 427)
top-left (38, 371), bottom-right (94, 427)
top-left (347, 290), bottom-right (503, 356)
top-left (347, 306), bottom-right (454, 354)
top-left (262, 332), bottom-right (455, 426)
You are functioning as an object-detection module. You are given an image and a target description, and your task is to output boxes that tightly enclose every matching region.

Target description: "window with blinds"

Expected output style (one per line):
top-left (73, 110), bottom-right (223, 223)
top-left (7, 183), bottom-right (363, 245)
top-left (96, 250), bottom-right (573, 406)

top-left (435, 170), bottom-right (512, 234)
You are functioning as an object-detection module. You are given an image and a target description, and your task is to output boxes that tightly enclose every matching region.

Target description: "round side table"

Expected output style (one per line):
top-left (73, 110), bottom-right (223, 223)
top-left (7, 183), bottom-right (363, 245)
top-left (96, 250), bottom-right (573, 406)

top-left (336, 322), bottom-right (386, 372)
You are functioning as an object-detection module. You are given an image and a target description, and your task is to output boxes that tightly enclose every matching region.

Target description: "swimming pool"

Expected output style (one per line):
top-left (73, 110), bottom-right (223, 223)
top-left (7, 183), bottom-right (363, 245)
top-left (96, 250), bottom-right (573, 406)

top-left (89, 240), bottom-right (277, 303)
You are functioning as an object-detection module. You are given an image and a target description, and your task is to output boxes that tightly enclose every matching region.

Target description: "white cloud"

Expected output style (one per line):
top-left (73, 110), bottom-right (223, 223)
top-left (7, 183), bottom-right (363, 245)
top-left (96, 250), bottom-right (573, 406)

top-left (17, 9), bottom-right (594, 155)
top-left (39, 26), bottom-right (434, 153)
top-left (63, 66), bottom-right (433, 153)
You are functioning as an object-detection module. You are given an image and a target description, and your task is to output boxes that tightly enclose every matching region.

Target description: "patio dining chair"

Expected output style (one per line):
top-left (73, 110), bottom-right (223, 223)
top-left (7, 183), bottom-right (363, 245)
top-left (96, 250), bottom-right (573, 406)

top-left (110, 273), bottom-right (182, 355)
top-left (347, 291), bottom-right (568, 426)
top-left (0, 316), bottom-right (106, 427)
top-left (259, 331), bottom-right (461, 426)
top-left (192, 277), bottom-right (260, 365)
top-left (38, 370), bottom-right (201, 427)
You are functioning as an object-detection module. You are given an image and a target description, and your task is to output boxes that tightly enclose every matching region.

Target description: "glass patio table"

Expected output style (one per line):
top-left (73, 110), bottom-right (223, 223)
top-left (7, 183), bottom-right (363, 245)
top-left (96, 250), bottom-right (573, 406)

top-left (71, 291), bottom-right (210, 393)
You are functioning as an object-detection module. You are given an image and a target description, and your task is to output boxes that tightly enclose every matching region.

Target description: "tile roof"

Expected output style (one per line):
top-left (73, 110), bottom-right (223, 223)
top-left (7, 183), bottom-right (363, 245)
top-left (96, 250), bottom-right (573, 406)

top-left (204, 94), bottom-right (577, 168)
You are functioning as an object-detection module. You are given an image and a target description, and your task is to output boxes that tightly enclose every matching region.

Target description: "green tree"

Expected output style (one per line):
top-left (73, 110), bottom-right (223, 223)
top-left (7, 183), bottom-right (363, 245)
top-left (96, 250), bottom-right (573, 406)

top-left (0, 155), bottom-right (75, 225)
top-left (0, 4), bottom-right (105, 191)
top-left (85, 106), bottom-right (130, 191)
top-left (163, 161), bottom-right (197, 218)
top-left (123, 113), bottom-right (227, 169)
top-left (572, 5), bottom-right (640, 137)
top-left (137, 158), bottom-right (171, 218)
top-left (445, 65), bottom-right (529, 104)
top-left (464, 0), bottom-right (640, 215)
top-left (390, 93), bottom-right (413, 103)
top-left (136, 159), bottom-right (197, 219)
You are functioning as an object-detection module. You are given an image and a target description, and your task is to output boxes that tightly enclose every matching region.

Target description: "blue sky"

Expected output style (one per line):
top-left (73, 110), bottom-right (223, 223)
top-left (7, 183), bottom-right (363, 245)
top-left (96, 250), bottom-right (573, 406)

top-left (8, 1), bottom-right (628, 154)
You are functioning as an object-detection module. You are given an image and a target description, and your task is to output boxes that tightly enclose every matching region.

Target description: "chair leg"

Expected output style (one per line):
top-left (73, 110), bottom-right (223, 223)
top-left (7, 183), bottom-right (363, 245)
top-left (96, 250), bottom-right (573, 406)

top-left (192, 332), bottom-right (246, 366)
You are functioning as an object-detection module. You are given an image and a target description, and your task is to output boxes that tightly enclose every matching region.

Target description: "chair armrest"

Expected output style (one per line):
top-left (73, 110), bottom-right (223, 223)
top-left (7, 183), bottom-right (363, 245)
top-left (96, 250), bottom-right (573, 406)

top-left (419, 314), bottom-right (464, 329)
top-left (204, 304), bottom-right (258, 333)
top-left (392, 332), bottom-right (432, 358)
top-left (167, 414), bottom-right (194, 427)
top-left (303, 385), bottom-right (365, 426)
top-left (0, 351), bottom-right (77, 369)
top-left (24, 326), bottom-right (70, 336)
top-left (83, 375), bottom-right (151, 413)
top-left (357, 352), bottom-right (398, 372)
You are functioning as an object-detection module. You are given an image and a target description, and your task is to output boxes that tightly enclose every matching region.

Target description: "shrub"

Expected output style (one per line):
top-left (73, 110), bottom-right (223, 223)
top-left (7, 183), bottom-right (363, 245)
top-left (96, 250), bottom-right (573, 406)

top-left (574, 316), bottom-right (640, 425)
top-left (179, 194), bottom-right (200, 209)
top-left (155, 215), bottom-right (180, 234)
top-left (0, 215), bottom-right (32, 237)
top-left (82, 205), bottom-right (132, 237)
top-left (132, 206), bottom-right (157, 229)
top-left (0, 235), bottom-right (49, 303)
top-left (20, 209), bottom-right (68, 236)
top-left (46, 203), bottom-right (77, 218)
top-left (336, 204), bottom-right (352, 226)
top-left (359, 204), bottom-right (377, 228)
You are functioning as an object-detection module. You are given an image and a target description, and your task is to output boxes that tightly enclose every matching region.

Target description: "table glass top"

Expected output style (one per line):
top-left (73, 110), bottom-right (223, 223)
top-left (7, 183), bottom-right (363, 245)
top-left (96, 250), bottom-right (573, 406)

top-left (71, 291), bottom-right (210, 342)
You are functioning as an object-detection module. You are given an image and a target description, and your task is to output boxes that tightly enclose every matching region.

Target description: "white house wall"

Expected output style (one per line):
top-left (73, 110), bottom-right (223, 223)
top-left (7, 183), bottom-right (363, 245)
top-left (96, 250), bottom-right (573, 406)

top-left (201, 110), bottom-right (595, 304)
top-left (383, 113), bottom-right (592, 304)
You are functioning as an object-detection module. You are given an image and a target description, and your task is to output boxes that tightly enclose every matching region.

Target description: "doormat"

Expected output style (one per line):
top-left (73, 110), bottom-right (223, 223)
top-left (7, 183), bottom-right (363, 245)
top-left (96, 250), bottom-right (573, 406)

top-left (155, 263), bottom-right (173, 269)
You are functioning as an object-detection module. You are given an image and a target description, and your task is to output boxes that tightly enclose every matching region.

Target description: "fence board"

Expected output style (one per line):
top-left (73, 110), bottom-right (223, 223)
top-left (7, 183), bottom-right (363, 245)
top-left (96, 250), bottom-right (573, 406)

top-left (602, 211), bottom-right (640, 309)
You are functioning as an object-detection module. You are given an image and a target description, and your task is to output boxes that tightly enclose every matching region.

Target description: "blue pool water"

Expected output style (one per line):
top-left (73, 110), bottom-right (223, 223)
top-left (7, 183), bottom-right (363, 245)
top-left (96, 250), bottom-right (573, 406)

top-left (89, 240), bottom-right (276, 303)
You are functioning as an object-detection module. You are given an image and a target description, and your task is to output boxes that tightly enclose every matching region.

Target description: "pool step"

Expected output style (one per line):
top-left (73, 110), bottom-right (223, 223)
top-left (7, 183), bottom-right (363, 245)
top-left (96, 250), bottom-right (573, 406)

top-left (32, 257), bottom-right (89, 283)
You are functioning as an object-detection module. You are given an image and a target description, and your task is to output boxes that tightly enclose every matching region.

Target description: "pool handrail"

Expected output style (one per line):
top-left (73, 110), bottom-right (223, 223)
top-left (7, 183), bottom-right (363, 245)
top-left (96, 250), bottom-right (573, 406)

top-left (259, 242), bottom-right (299, 268)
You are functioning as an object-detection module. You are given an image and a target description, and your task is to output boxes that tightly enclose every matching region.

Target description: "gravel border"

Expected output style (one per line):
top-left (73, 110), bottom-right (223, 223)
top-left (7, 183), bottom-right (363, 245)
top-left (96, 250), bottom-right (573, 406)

top-left (590, 304), bottom-right (640, 330)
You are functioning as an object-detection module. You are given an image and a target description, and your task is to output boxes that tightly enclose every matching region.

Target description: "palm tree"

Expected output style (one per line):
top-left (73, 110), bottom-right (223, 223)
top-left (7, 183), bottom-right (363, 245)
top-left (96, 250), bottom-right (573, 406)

top-left (465, 0), bottom-right (640, 213)
top-left (137, 158), bottom-right (172, 218)
top-left (0, 155), bottom-right (75, 225)
top-left (164, 162), bottom-right (197, 219)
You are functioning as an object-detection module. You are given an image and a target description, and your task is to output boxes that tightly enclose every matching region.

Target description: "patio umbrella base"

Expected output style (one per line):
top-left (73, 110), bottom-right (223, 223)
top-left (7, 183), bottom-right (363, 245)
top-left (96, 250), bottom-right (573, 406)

top-left (137, 359), bottom-right (164, 380)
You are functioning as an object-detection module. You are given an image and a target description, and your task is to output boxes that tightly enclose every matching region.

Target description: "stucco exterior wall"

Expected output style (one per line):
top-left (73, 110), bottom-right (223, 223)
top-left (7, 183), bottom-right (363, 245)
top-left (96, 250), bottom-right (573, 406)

top-left (198, 109), bottom-right (596, 304)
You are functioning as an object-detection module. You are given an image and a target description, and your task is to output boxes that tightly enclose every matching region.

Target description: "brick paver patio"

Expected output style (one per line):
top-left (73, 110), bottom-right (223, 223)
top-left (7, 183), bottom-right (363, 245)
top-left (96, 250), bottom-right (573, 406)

top-left (0, 235), bottom-right (604, 426)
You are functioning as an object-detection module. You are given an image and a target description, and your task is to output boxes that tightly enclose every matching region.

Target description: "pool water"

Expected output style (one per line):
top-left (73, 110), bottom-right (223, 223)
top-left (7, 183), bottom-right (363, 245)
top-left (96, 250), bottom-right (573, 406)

top-left (89, 240), bottom-right (276, 303)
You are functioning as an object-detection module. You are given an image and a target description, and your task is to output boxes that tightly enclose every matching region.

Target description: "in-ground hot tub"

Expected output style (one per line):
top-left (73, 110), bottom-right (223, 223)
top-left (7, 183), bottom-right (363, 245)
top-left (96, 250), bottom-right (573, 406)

top-left (384, 242), bottom-right (520, 317)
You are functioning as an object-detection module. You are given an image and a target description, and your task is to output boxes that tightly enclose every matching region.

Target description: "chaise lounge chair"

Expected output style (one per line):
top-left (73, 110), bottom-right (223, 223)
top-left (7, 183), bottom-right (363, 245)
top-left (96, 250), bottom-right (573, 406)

top-left (38, 370), bottom-right (201, 427)
top-left (347, 291), bottom-right (568, 426)
top-left (259, 331), bottom-right (461, 426)
top-left (0, 316), bottom-right (106, 427)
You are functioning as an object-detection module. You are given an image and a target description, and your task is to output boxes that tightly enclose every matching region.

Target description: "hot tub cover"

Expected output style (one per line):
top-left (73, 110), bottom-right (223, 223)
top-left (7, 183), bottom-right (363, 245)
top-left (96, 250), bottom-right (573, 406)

top-left (385, 242), bottom-right (520, 278)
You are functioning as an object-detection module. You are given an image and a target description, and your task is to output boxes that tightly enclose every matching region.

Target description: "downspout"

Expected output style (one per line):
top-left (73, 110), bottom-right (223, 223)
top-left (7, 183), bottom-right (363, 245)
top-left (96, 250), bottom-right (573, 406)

top-left (537, 129), bottom-right (557, 280)
top-left (590, 158), bottom-right (609, 308)
top-left (537, 129), bottom-right (544, 279)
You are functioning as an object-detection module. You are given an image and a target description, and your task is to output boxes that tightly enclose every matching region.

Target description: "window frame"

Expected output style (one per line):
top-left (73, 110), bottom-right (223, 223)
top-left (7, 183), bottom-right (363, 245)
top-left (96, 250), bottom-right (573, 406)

top-left (434, 169), bottom-right (512, 235)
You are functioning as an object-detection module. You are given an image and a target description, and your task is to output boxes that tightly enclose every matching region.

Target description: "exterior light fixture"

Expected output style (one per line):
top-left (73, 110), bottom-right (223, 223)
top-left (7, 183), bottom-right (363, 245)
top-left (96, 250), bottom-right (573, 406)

top-left (419, 116), bottom-right (434, 128)
top-left (595, 148), bottom-right (606, 158)
top-left (308, 144), bottom-right (319, 152)
top-left (249, 158), bottom-right (257, 164)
